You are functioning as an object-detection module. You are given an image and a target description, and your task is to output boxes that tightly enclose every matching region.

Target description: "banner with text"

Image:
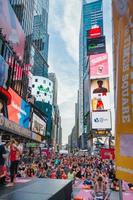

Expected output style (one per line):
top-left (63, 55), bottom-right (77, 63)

top-left (113, 0), bottom-right (133, 183)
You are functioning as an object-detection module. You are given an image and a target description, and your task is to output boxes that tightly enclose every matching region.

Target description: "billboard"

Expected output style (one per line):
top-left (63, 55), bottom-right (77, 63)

top-left (0, 0), bottom-right (25, 60)
top-left (100, 148), bottom-right (115, 160)
top-left (113, 0), bottom-right (133, 183)
top-left (90, 53), bottom-right (109, 79)
top-left (7, 88), bottom-right (30, 128)
top-left (91, 92), bottom-right (110, 111)
top-left (31, 76), bottom-right (53, 105)
top-left (0, 55), bottom-right (9, 89)
top-left (92, 111), bottom-right (111, 130)
top-left (87, 36), bottom-right (106, 55)
top-left (88, 26), bottom-right (102, 39)
top-left (91, 79), bottom-right (109, 94)
top-left (32, 113), bottom-right (46, 136)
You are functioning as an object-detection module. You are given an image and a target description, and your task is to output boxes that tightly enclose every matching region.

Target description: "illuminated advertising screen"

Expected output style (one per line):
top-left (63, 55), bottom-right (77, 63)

top-left (0, 55), bottom-right (9, 89)
top-left (91, 92), bottom-right (110, 111)
top-left (90, 53), bottom-right (109, 79)
top-left (31, 76), bottom-right (53, 105)
top-left (0, 0), bottom-right (25, 60)
top-left (87, 36), bottom-right (106, 55)
top-left (88, 26), bottom-right (102, 39)
top-left (32, 113), bottom-right (46, 136)
top-left (91, 79), bottom-right (109, 94)
top-left (92, 111), bottom-right (112, 130)
top-left (7, 88), bottom-right (30, 128)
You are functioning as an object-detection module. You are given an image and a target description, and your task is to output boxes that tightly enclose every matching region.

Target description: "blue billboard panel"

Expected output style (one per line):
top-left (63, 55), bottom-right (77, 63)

top-left (19, 99), bottom-right (31, 129)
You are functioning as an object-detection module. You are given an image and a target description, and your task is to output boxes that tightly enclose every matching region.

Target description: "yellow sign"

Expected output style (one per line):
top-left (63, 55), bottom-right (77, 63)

top-left (113, 0), bottom-right (133, 183)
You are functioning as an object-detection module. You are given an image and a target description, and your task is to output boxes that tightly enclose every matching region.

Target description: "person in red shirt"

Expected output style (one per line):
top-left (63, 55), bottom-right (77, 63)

top-left (7, 139), bottom-right (20, 187)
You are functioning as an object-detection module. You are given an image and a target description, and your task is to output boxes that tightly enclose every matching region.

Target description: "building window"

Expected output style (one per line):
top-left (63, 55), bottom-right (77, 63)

top-left (37, 91), bottom-right (40, 94)
top-left (43, 80), bottom-right (46, 84)
top-left (35, 79), bottom-right (38, 82)
top-left (32, 84), bottom-right (35, 88)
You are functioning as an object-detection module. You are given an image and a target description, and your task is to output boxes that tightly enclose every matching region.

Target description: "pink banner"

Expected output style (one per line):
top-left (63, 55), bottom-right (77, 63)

top-left (90, 53), bottom-right (109, 79)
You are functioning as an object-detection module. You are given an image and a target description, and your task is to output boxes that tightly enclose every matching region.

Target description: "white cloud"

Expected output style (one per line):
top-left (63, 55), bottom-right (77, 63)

top-left (49, 0), bottom-right (81, 63)
top-left (49, 0), bottom-right (81, 144)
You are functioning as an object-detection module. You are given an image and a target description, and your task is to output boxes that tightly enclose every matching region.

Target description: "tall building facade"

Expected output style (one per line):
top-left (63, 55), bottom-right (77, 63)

top-left (79, 0), bottom-right (115, 150)
top-left (0, 0), bottom-right (46, 144)
top-left (79, 0), bottom-right (103, 148)
top-left (48, 73), bottom-right (58, 106)
top-left (10, 0), bottom-right (55, 144)
top-left (32, 0), bottom-right (49, 77)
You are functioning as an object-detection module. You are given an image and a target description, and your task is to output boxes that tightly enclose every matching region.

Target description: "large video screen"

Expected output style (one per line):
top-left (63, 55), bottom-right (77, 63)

top-left (90, 53), bottom-right (109, 79)
top-left (8, 88), bottom-right (30, 128)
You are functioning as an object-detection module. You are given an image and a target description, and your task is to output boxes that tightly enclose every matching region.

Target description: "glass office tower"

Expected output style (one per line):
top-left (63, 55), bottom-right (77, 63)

top-left (79, 0), bottom-right (103, 148)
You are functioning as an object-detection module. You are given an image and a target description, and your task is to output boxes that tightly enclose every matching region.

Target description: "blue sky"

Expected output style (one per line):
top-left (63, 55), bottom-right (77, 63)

top-left (48, 0), bottom-right (81, 144)
top-left (48, 0), bottom-right (114, 144)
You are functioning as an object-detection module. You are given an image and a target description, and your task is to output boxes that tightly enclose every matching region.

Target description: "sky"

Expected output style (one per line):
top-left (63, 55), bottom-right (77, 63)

top-left (48, 0), bottom-right (82, 144)
top-left (48, 0), bottom-right (114, 144)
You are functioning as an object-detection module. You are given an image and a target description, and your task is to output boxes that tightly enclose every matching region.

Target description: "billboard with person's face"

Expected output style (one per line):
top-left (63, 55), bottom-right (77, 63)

top-left (0, 0), bottom-right (25, 60)
top-left (90, 53), bottom-right (109, 79)
top-left (91, 79), bottom-right (109, 95)
top-left (7, 88), bottom-right (30, 128)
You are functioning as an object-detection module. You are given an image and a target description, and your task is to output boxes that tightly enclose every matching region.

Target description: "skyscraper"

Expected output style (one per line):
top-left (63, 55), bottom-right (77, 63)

top-left (79, 0), bottom-right (115, 150)
top-left (48, 73), bottom-right (58, 106)
top-left (79, 0), bottom-right (103, 148)
top-left (31, 0), bottom-right (49, 77)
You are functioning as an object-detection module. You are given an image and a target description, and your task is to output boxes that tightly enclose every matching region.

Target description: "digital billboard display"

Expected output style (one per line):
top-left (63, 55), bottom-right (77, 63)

top-left (92, 111), bottom-right (111, 130)
top-left (87, 36), bottom-right (106, 55)
top-left (91, 92), bottom-right (110, 111)
top-left (32, 113), bottom-right (46, 136)
top-left (31, 76), bottom-right (53, 105)
top-left (91, 79), bottom-right (109, 94)
top-left (0, 55), bottom-right (9, 89)
top-left (89, 53), bottom-right (109, 79)
top-left (0, 0), bottom-right (25, 60)
top-left (88, 26), bottom-right (102, 39)
top-left (7, 88), bottom-right (30, 128)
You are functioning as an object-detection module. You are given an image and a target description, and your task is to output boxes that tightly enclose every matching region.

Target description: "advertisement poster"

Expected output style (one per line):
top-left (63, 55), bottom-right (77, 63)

top-left (0, 0), bottom-right (25, 60)
top-left (113, 0), bottom-right (133, 183)
top-left (0, 55), bottom-right (9, 89)
top-left (91, 92), bottom-right (110, 111)
top-left (32, 113), bottom-right (46, 136)
top-left (31, 76), bottom-right (53, 105)
top-left (90, 53), bottom-right (109, 79)
top-left (92, 111), bottom-right (111, 130)
top-left (87, 36), bottom-right (106, 55)
top-left (100, 148), bottom-right (115, 160)
top-left (7, 88), bottom-right (30, 128)
top-left (91, 79), bottom-right (109, 94)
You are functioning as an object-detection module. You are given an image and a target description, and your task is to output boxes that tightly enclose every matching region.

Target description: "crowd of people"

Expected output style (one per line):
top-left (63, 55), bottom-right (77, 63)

top-left (0, 139), bottom-right (133, 199)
